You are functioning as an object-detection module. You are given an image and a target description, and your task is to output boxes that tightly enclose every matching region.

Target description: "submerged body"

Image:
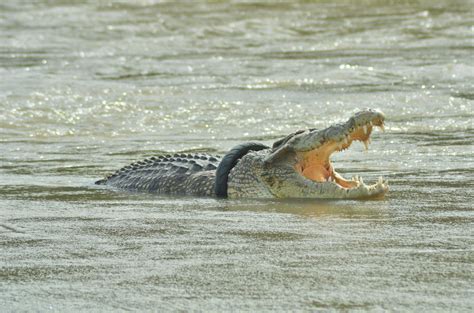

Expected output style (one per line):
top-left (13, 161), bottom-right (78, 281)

top-left (96, 109), bottom-right (388, 199)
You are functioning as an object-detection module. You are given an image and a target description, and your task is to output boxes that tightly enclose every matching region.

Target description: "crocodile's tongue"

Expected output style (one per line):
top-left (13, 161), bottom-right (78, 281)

top-left (267, 109), bottom-right (387, 190)
top-left (297, 118), bottom-right (385, 190)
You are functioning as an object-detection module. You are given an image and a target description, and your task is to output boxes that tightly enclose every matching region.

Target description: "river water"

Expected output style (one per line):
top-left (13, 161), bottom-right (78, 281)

top-left (1, 1), bottom-right (473, 311)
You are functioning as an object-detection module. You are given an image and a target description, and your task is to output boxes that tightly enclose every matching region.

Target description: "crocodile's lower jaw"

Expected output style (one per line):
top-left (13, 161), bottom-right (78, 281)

top-left (296, 119), bottom-right (388, 195)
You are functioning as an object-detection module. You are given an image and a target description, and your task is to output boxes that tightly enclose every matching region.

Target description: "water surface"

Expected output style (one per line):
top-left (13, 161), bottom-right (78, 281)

top-left (1, 0), bottom-right (473, 311)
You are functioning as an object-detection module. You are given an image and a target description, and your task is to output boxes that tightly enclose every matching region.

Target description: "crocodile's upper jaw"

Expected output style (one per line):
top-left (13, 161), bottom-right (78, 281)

top-left (268, 109), bottom-right (388, 198)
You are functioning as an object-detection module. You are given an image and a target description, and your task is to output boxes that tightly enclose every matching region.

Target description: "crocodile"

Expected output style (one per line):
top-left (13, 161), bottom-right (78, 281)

top-left (96, 109), bottom-right (388, 199)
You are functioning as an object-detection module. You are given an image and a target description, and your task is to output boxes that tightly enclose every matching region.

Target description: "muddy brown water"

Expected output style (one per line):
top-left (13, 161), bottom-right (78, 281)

top-left (1, 1), bottom-right (473, 311)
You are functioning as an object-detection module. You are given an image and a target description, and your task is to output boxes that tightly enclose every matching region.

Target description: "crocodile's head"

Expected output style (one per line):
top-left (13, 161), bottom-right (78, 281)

top-left (262, 109), bottom-right (388, 199)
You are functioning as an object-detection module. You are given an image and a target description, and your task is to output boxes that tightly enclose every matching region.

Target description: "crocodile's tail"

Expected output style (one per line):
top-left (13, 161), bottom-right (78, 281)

top-left (95, 178), bottom-right (107, 185)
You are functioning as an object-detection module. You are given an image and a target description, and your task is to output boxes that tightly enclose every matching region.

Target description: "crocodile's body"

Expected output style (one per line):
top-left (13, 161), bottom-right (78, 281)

top-left (96, 109), bottom-right (389, 199)
top-left (96, 153), bottom-right (220, 196)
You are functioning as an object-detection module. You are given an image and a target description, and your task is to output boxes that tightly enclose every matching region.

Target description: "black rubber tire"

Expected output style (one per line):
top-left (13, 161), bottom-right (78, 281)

top-left (214, 142), bottom-right (269, 198)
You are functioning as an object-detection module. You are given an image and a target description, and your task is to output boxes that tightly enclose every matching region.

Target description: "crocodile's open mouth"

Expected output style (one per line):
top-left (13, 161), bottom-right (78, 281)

top-left (295, 117), bottom-right (388, 192)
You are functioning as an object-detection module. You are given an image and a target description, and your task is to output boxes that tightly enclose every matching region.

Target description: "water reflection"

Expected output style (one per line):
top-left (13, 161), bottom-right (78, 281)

top-left (220, 198), bottom-right (390, 218)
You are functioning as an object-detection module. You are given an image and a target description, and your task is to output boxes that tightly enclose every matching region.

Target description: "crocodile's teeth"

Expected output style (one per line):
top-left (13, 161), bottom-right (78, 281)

top-left (363, 140), bottom-right (369, 151)
top-left (369, 121), bottom-right (373, 126)
top-left (359, 177), bottom-right (364, 185)
top-left (379, 123), bottom-right (385, 132)
top-left (363, 125), bottom-right (368, 135)
top-left (343, 137), bottom-right (348, 145)
top-left (378, 176), bottom-right (383, 184)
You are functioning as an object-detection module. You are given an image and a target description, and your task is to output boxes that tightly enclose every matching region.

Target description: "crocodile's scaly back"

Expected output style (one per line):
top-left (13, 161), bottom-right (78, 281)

top-left (95, 154), bottom-right (220, 196)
